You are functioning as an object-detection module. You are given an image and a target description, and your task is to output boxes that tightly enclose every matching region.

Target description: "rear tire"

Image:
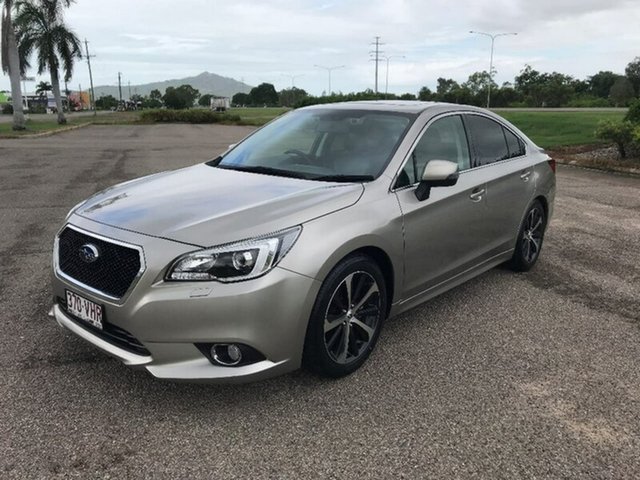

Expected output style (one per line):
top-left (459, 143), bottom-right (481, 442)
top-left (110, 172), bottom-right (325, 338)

top-left (302, 254), bottom-right (387, 378)
top-left (509, 200), bottom-right (547, 272)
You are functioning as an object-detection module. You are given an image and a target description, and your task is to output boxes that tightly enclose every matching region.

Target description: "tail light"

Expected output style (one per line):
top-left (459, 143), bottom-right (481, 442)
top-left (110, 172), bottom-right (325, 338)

top-left (547, 158), bottom-right (556, 174)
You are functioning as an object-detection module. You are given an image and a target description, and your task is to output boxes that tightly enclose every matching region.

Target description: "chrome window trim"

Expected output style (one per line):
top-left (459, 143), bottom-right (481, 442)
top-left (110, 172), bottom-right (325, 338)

top-left (389, 110), bottom-right (528, 192)
top-left (53, 223), bottom-right (147, 305)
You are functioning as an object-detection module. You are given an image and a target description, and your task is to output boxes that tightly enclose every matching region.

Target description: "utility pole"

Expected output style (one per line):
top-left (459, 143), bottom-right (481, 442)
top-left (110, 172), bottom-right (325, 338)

top-left (369, 36), bottom-right (384, 94)
top-left (84, 39), bottom-right (96, 114)
top-left (469, 31), bottom-right (518, 108)
top-left (118, 72), bottom-right (123, 105)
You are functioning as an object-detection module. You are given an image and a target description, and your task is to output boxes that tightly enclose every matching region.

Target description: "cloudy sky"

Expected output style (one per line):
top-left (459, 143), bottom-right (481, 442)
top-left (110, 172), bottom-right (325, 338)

top-left (2, 0), bottom-right (639, 95)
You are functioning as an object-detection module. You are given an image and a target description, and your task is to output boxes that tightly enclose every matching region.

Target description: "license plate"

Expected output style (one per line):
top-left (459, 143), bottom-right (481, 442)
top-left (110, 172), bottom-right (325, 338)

top-left (65, 290), bottom-right (103, 330)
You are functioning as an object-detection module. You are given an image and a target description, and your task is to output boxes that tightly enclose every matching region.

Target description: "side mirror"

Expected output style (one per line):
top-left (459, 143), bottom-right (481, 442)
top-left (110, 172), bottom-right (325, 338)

top-left (415, 160), bottom-right (459, 201)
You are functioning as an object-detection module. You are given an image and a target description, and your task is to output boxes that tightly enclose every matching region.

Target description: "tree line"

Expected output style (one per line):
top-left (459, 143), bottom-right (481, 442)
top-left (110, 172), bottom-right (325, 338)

top-left (233, 58), bottom-right (640, 110)
top-left (94, 57), bottom-right (640, 112)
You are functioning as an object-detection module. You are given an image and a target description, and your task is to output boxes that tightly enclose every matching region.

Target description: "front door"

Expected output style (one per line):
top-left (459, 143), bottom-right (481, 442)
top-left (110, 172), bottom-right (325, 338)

top-left (394, 114), bottom-right (492, 301)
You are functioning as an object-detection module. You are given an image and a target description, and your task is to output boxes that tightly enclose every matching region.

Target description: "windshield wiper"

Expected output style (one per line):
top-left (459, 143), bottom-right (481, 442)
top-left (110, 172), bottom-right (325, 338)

top-left (216, 165), bottom-right (310, 179)
top-left (311, 174), bottom-right (375, 183)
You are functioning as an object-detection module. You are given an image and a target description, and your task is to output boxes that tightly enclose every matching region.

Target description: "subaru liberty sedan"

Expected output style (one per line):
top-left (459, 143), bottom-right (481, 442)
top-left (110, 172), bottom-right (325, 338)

top-left (51, 101), bottom-right (555, 382)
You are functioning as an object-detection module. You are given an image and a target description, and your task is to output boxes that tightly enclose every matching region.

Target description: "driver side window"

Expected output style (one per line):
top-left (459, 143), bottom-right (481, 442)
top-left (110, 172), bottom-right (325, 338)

top-left (396, 115), bottom-right (471, 188)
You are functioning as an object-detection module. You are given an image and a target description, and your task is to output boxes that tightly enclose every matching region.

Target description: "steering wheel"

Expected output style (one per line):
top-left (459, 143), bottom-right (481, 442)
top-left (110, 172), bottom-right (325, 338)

top-left (284, 149), bottom-right (314, 164)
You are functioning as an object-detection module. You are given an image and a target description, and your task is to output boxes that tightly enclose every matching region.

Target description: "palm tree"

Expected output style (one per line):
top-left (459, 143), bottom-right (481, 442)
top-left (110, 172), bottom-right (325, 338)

top-left (15, 0), bottom-right (81, 124)
top-left (1, 0), bottom-right (26, 130)
top-left (35, 79), bottom-right (51, 96)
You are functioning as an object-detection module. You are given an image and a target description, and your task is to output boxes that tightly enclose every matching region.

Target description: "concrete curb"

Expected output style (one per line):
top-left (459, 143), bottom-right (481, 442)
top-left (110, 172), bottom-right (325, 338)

top-left (556, 158), bottom-right (640, 177)
top-left (0, 121), bottom-right (93, 139)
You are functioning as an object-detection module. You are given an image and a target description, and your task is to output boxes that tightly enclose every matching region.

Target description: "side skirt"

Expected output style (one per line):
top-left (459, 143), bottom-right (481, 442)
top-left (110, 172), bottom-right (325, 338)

top-left (389, 249), bottom-right (513, 317)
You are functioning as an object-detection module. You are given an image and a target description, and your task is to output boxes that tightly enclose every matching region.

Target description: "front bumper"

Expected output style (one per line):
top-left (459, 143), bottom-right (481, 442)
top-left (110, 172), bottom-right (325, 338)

top-left (51, 217), bottom-right (321, 383)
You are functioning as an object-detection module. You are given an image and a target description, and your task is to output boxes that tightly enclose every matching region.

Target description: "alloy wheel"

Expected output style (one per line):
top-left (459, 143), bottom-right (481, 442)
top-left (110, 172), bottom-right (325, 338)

top-left (323, 271), bottom-right (381, 364)
top-left (521, 205), bottom-right (544, 263)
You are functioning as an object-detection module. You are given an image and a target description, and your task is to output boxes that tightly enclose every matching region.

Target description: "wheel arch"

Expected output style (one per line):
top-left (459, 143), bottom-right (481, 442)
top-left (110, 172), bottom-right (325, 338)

top-left (350, 246), bottom-right (395, 318)
top-left (315, 244), bottom-right (397, 319)
top-left (534, 195), bottom-right (549, 226)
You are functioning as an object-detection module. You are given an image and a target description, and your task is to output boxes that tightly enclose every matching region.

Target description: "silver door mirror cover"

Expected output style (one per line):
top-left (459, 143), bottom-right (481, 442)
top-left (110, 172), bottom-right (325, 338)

top-left (421, 160), bottom-right (459, 182)
top-left (415, 160), bottom-right (460, 201)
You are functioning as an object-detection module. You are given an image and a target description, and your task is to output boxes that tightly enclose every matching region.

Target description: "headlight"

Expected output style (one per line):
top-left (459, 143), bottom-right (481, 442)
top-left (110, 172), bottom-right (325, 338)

top-left (166, 226), bottom-right (301, 282)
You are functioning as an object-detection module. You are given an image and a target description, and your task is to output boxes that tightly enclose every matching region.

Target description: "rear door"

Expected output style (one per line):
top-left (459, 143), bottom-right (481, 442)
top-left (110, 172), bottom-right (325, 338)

top-left (463, 114), bottom-right (536, 255)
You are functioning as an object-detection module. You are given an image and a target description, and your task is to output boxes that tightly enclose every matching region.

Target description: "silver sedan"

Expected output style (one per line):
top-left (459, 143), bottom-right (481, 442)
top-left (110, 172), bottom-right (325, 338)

top-left (51, 101), bottom-right (555, 382)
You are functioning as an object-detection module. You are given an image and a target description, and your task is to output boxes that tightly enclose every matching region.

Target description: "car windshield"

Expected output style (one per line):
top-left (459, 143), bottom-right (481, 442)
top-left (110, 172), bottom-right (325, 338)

top-left (213, 108), bottom-right (415, 182)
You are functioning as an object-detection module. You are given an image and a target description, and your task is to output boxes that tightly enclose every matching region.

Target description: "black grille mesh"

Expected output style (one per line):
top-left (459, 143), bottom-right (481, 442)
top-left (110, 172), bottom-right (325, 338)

top-left (58, 227), bottom-right (142, 298)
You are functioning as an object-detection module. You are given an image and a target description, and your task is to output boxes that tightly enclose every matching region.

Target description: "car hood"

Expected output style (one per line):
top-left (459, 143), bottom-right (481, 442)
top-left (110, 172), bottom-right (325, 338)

top-left (76, 164), bottom-right (364, 246)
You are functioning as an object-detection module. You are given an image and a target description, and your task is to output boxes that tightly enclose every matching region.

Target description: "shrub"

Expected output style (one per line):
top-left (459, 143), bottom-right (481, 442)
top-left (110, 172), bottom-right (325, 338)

top-left (139, 109), bottom-right (241, 124)
top-left (595, 121), bottom-right (635, 158)
top-left (624, 98), bottom-right (640, 124)
top-left (29, 104), bottom-right (46, 114)
top-left (567, 96), bottom-right (611, 108)
top-left (1, 103), bottom-right (13, 114)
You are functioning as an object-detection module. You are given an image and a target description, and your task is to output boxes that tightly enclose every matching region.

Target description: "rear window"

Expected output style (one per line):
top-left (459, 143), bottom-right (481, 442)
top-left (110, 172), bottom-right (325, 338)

top-left (464, 115), bottom-right (509, 167)
top-left (504, 128), bottom-right (526, 158)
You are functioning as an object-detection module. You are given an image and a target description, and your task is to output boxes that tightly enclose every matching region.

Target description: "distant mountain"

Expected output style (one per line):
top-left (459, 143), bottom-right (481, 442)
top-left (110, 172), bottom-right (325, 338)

top-left (93, 72), bottom-right (252, 99)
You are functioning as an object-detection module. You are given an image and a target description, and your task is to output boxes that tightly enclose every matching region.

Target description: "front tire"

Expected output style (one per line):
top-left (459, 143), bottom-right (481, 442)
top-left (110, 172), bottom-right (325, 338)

top-left (509, 200), bottom-right (547, 272)
top-left (303, 254), bottom-right (387, 378)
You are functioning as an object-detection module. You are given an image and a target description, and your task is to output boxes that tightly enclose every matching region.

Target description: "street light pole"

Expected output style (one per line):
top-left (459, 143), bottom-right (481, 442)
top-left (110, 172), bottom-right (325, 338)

top-left (382, 55), bottom-right (405, 99)
top-left (280, 74), bottom-right (304, 107)
top-left (281, 73), bottom-right (304, 89)
top-left (469, 31), bottom-right (517, 108)
top-left (314, 65), bottom-right (345, 96)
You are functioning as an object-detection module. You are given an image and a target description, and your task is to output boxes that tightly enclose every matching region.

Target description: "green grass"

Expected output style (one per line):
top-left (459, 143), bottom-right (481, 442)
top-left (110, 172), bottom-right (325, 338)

top-left (0, 117), bottom-right (86, 137)
top-left (228, 107), bottom-right (289, 125)
top-left (497, 110), bottom-right (626, 148)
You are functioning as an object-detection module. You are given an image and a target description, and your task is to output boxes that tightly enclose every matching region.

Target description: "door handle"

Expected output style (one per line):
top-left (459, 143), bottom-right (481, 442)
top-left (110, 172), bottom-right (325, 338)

top-left (469, 188), bottom-right (485, 202)
top-left (520, 169), bottom-right (532, 181)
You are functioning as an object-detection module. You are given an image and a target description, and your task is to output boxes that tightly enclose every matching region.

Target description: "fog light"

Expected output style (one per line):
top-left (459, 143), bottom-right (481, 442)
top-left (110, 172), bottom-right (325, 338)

top-left (195, 342), bottom-right (266, 367)
top-left (211, 343), bottom-right (242, 366)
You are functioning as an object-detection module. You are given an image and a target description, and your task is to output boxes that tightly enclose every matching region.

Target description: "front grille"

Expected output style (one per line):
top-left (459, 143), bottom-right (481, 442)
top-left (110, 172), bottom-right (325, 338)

top-left (57, 297), bottom-right (151, 356)
top-left (58, 227), bottom-right (142, 298)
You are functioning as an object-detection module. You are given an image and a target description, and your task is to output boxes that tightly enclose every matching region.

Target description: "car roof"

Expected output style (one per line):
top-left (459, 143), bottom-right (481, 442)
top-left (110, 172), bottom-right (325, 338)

top-left (300, 100), bottom-right (489, 115)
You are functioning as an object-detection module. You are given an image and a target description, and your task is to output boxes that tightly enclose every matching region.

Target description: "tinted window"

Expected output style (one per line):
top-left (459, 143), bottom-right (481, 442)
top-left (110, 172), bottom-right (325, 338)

top-left (397, 115), bottom-right (470, 187)
top-left (465, 115), bottom-right (509, 167)
top-left (504, 128), bottom-right (526, 158)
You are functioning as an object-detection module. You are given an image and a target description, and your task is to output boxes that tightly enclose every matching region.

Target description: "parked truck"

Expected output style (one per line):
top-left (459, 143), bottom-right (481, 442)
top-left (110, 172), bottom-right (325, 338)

top-left (210, 97), bottom-right (231, 112)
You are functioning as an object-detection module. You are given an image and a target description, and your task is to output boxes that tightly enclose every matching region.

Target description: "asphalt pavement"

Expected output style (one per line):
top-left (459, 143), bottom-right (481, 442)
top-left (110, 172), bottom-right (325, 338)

top-left (1, 125), bottom-right (639, 479)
